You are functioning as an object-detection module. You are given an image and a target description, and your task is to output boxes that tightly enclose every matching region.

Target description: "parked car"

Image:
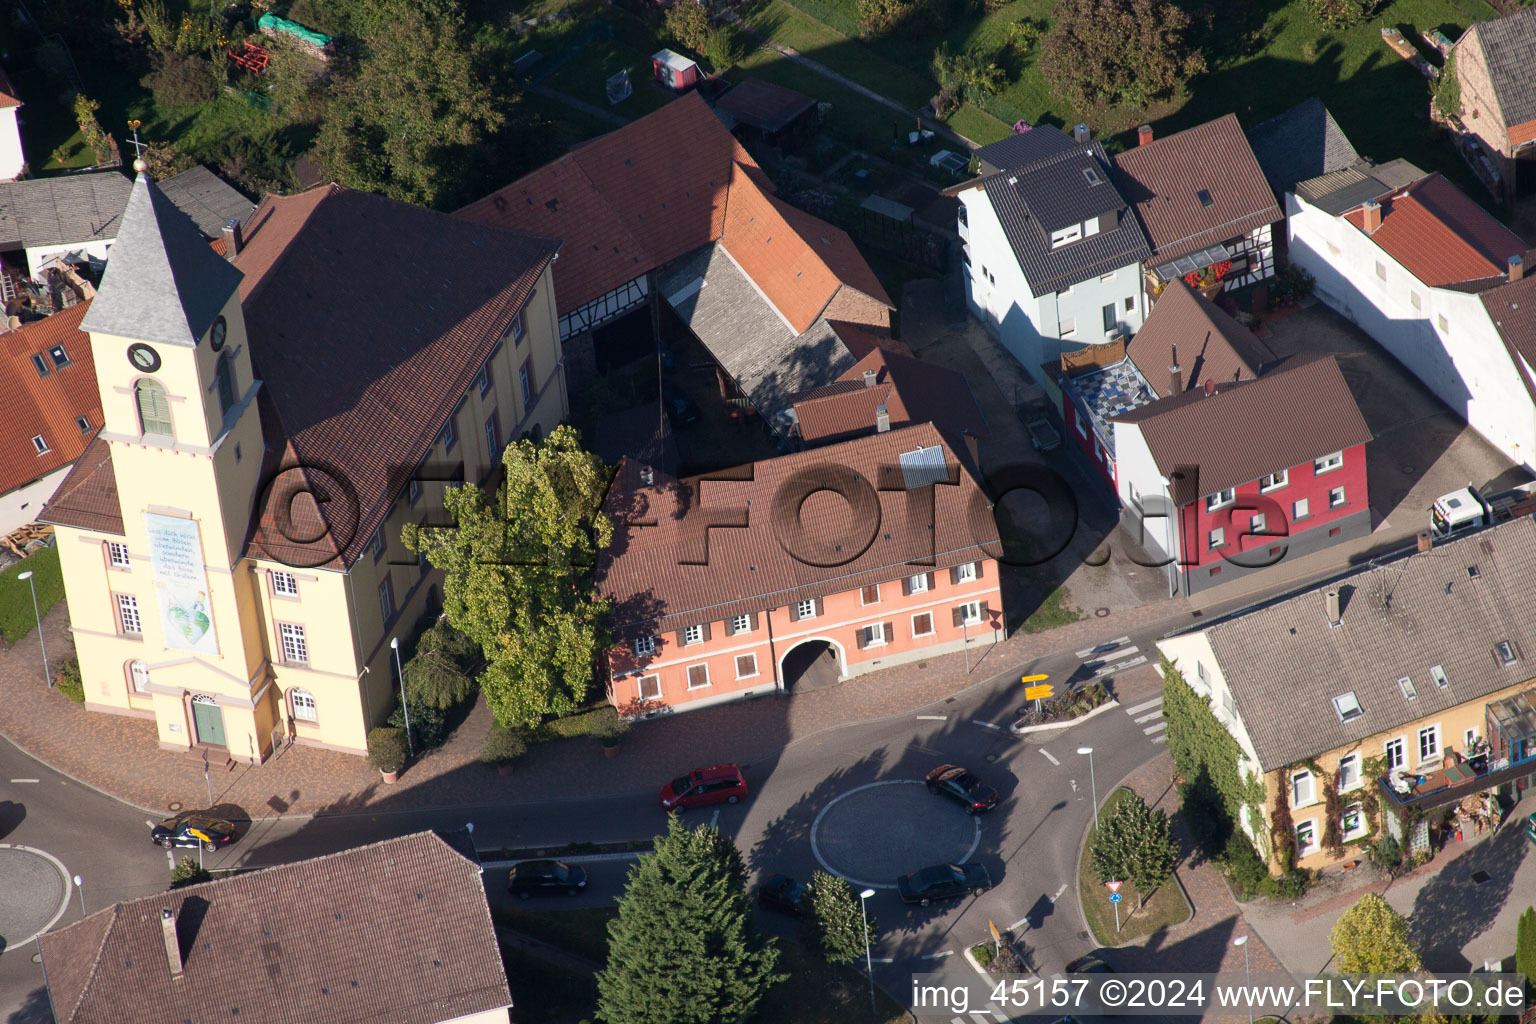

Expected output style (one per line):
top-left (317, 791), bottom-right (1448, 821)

top-left (150, 813), bottom-right (237, 852)
top-left (896, 862), bottom-right (992, 906)
top-left (1067, 954), bottom-right (1114, 974)
top-left (660, 764), bottom-right (748, 811)
top-left (755, 874), bottom-right (809, 916)
top-left (925, 764), bottom-right (1000, 815)
top-left (507, 859), bottom-right (588, 899)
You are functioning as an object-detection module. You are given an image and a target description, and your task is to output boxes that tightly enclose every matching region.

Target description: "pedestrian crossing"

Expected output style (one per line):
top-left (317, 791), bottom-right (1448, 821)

top-left (1125, 695), bottom-right (1167, 743)
top-left (945, 1013), bottom-right (1010, 1024)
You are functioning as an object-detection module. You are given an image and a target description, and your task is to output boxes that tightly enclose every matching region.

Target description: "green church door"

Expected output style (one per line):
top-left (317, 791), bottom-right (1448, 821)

top-left (192, 699), bottom-right (226, 747)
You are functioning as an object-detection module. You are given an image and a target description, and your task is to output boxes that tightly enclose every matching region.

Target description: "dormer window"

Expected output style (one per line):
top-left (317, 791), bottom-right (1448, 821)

top-left (1497, 641), bottom-right (1518, 666)
top-left (1050, 224), bottom-right (1083, 248)
top-left (1332, 691), bottom-right (1363, 722)
top-left (1398, 676), bottom-right (1416, 700)
top-left (1431, 665), bottom-right (1449, 689)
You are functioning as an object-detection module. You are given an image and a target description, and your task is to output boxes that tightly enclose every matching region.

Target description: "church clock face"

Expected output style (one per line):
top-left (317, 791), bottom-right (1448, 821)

top-left (127, 343), bottom-right (161, 373)
top-left (210, 317), bottom-right (227, 352)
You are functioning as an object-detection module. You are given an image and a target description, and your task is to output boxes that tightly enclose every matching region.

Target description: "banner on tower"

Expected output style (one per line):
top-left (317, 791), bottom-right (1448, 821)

top-left (143, 513), bottom-right (220, 656)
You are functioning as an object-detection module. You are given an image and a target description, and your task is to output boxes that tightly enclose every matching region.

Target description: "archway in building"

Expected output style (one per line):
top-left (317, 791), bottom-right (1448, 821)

top-left (780, 639), bottom-right (843, 694)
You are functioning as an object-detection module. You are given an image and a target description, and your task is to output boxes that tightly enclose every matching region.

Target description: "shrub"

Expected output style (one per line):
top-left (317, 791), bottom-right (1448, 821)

top-left (1259, 868), bottom-right (1313, 899)
top-left (591, 704), bottom-right (630, 747)
top-left (664, 0), bottom-right (710, 52)
top-left (702, 25), bottom-right (744, 71)
top-left (1366, 834), bottom-right (1402, 875)
top-left (1303, 0), bottom-right (1372, 29)
top-left (389, 699), bottom-right (448, 749)
top-left (170, 856), bottom-right (212, 888)
top-left (988, 946), bottom-right (1025, 974)
top-left (480, 721), bottom-right (528, 765)
top-left (857, 0), bottom-right (911, 34)
top-left (1434, 53), bottom-right (1462, 118)
top-left (1007, 17), bottom-right (1045, 51)
top-left (55, 657), bottom-right (85, 705)
top-left (142, 53), bottom-right (218, 107)
top-left (366, 726), bottom-right (409, 773)
top-left (1218, 832), bottom-right (1269, 900)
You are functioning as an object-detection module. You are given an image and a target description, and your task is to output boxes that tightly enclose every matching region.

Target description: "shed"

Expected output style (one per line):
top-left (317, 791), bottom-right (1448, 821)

top-left (652, 49), bottom-right (700, 91)
top-left (714, 78), bottom-right (819, 149)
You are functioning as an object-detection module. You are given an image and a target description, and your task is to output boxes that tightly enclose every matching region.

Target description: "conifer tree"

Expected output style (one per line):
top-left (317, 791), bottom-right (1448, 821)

top-left (1090, 791), bottom-right (1177, 908)
top-left (805, 871), bottom-right (875, 966)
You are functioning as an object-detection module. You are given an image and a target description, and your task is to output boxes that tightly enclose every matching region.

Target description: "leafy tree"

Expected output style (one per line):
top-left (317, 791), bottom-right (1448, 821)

top-left (142, 140), bottom-right (196, 179)
top-left (805, 871), bottom-right (874, 966)
top-left (665, 0), bottom-right (711, 53)
top-left (597, 817), bottom-right (784, 1024)
top-left (264, 36), bottom-right (331, 122)
top-left (141, 52), bottom-right (218, 107)
top-left (1329, 893), bottom-right (1420, 974)
top-left (1517, 907), bottom-right (1536, 997)
top-left (403, 619), bottom-right (479, 711)
top-left (1435, 53), bottom-right (1462, 119)
top-left (703, 25), bottom-right (745, 71)
top-left (1090, 791), bottom-right (1177, 908)
top-left (313, 0), bottom-right (506, 207)
top-left (170, 856), bottom-right (212, 888)
top-left (1039, 0), bottom-right (1206, 111)
top-left (1303, 0), bottom-right (1372, 28)
top-left (403, 426), bottom-right (613, 727)
top-left (857, 0), bottom-right (912, 35)
top-left (932, 44), bottom-right (1007, 107)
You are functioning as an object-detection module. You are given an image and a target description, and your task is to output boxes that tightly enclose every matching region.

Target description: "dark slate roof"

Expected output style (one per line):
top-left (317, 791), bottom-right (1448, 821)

top-left (975, 125), bottom-right (1078, 175)
top-left (1294, 166), bottom-right (1395, 216)
top-left (79, 173), bottom-right (244, 348)
top-left (1462, 6), bottom-right (1536, 129)
top-left (983, 144), bottom-right (1152, 296)
top-left (1245, 98), bottom-right (1362, 198)
top-left (0, 172), bottom-right (132, 249)
top-left (1371, 158), bottom-right (1429, 191)
top-left (155, 165), bottom-right (256, 239)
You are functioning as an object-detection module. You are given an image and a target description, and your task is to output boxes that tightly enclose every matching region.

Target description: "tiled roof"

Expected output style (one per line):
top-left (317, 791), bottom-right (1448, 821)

top-left (1111, 114), bottom-right (1283, 262)
top-left (0, 66), bottom-right (20, 108)
top-left (1460, 6), bottom-right (1536, 129)
top-left (38, 435), bottom-right (122, 534)
top-left (1479, 272), bottom-right (1536, 405)
top-left (1341, 173), bottom-right (1528, 287)
top-left (1127, 278), bottom-right (1274, 397)
top-left (1371, 158), bottom-right (1430, 191)
top-left (1244, 98), bottom-right (1362, 198)
top-left (1114, 353), bottom-right (1371, 505)
top-left (0, 303), bottom-right (99, 497)
top-left (974, 124), bottom-right (1079, 175)
top-left (983, 143), bottom-right (1152, 296)
top-left (1064, 357), bottom-right (1156, 452)
top-left (829, 321), bottom-right (914, 360)
top-left (0, 171), bottom-right (132, 249)
top-left (38, 832), bottom-right (511, 1024)
top-left (791, 347), bottom-right (990, 445)
top-left (595, 423), bottom-right (998, 634)
top-left (1179, 515), bottom-right (1536, 770)
top-left (715, 78), bottom-right (817, 133)
top-left (1294, 166), bottom-right (1395, 217)
top-left (155, 165), bottom-right (255, 239)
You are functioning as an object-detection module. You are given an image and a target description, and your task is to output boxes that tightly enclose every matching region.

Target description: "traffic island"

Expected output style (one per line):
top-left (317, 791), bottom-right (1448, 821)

top-left (1077, 787), bottom-right (1193, 946)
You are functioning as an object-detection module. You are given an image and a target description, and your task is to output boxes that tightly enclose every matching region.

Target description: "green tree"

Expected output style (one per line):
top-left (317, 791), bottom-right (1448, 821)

top-left (932, 44), bottom-right (1007, 107)
top-left (702, 25), bottom-right (745, 71)
top-left (403, 426), bottom-right (613, 727)
top-left (170, 856), bottom-right (212, 888)
top-left (597, 817), bottom-right (784, 1024)
top-left (73, 95), bottom-right (114, 165)
top-left (1329, 893), bottom-right (1421, 974)
top-left (1090, 791), bottom-right (1177, 908)
top-left (664, 0), bottom-right (711, 53)
top-left (264, 36), bottom-right (330, 122)
top-left (1517, 907), bottom-right (1536, 997)
top-left (805, 871), bottom-right (874, 966)
top-left (1435, 53), bottom-right (1462, 119)
top-left (1039, 0), bottom-right (1205, 111)
top-left (403, 619), bottom-right (479, 711)
top-left (857, 0), bottom-right (912, 35)
top-left (313, 0), bottom-right (505, 207)
top-left (1303, 0), bottom-right (1372, 28)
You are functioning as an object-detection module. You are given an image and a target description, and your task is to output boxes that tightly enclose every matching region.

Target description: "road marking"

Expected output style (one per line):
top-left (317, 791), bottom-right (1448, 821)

top-left (871, 956), bottom-right (896, 963)
top-left (970, 719), bottom-right (1002, 731)
top-left (165, 849), bottom-right (175, 868)
top-left (1039, 749), bottom-right (1060, 766)
top-left (1051, 882), bottom-right (1067, 902)
top-left (1143, 721), bottom-right (1167, 735)
top-left (922, 950), bottom-right (955, 960)
top-left (1076, 636), bottom-right (1129, 658)
top-left (1095, 654), bottom-right (1148, 676)
top-left (9, 778), bottom-right (39, 783)
top-left (1134, 710), bottom-right (1164, 724)
top-left (917, 715), bottom-right (948, 721)
top-left (710, 810), bottom-right (720, 827)
top-left (1124, 697), bottom-right (1164, 716)
top-left (1152, 735), bottom-right (1167, 745)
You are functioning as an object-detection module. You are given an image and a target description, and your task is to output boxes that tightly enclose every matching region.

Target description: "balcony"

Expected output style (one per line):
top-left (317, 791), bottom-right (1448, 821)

top-left (1376, 749), bottom-right (1534, 813)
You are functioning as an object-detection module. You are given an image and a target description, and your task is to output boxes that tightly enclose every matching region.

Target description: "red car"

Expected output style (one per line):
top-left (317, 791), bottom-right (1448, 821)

top-left (660, 764), bottom-right (748, 810)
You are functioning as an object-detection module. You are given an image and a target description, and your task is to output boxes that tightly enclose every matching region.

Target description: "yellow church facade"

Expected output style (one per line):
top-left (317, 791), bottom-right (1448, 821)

top-left (42, 172), bottom-right (565, 762)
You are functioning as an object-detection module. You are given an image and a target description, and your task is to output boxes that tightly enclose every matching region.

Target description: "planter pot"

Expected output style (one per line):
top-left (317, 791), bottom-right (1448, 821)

top-left (380, 769), bottom-right (399, 784)
top-left (603, 743), bottom-right (622, 759)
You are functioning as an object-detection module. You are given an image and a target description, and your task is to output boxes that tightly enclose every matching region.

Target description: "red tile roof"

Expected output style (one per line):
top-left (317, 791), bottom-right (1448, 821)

top-left (596, 423), bottom-right (997, 633)
top-left (1342, 173), bottom-right (1529, 287)
top-left (830, 321), bottom-right (913, 359)
top-left (1126, 278), bottom-right (1274, 396)
top-left (38, 434), bottom-right (121, 534)
top-left (1111, 114), bottom-right (1283, 262)
top-left (792, 347), bottom-right (990, 444)
top-left (0, 303), bottom-right (99, 497)
top-left (0, 67), bottom-right (19, 108)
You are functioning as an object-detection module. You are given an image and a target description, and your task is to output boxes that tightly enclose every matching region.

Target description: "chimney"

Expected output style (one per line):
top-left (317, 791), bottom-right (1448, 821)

top-left (1361, 199), bottom-right (1382, 235)
top-left (161, 908), bottom-right (183, 976)
top-left (222, 218), bottom-right (243, 261)
top-left (1325, 589), bottom-right (1341, 627)
top-left (1511, 254), bottom-right (1525, 282)
top-left (1073, 123), bottom-right (1090, 145)
top-left (1168, 344), bottom-right (1182, 397)
top-left (639, 464), bottom-right (654, 486)
top-left (863, 368), bottom-right (878, 388)
top-left (1202, 379), bottom-right (1215, 397)
top-left (1418, 530), bottom-right (1434, 553)
top-left (1137, 124), bottom-right (1154, 146)
top-left (875, 404), bottom-right (890, 432)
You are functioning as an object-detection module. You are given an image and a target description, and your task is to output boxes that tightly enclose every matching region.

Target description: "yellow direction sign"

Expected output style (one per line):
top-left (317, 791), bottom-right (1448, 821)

top-left (1021, 674), bottom-right (1049, 683)
top-left (990, 920), bottom-right (1001, 943)
top-left (1024, 684), bottom-right (1055, 701)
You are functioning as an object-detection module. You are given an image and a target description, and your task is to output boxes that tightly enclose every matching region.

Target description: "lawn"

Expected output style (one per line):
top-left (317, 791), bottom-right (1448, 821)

top-left (1019, 583), bottom-right (1084, 634)
top-left (0, 546), bottom-right (64, 645)
top-left (1078, 787), bottom-right (1193, 946)
top-left (947, 102), bottom-right (1014, 145)
top-left (542, 36), bottom-right (675, 119)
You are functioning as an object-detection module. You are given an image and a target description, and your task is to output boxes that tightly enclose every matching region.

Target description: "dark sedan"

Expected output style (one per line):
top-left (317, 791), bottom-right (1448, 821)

top-left (896, 862), bottom-right (992, 906)
top-left (508, 860), bottom-right (588, 899)
top-left (755, 874), bottom-right (809, 916)
top-left (925, 764), bottom-right (1000, 815)
top-left (150, 814), bottom-right (237, 852)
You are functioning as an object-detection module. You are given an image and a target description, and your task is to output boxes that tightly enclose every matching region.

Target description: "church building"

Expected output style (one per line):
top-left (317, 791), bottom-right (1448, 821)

top-left (40, 167), bottom-right (563, 763)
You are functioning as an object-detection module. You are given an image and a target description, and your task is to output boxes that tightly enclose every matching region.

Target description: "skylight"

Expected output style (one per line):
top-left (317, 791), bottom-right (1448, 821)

top-left (1197, 189), bottom-right (1214, 208)
top-left (1497, 641), bottom-right (1518, 666)
top-left (1083, 167), bottom-right (1102, 186)
top-left (1430, 665), bottom-right (1449, 689)
top-left (1398, 676), bottom-right (1417, 701)
top-left (1332, 691), bottom-right (1363, 722)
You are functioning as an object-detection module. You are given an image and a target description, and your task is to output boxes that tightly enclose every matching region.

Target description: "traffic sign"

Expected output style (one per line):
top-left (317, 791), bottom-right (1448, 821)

top-left (1021, 674), bottom-right (1050, 683)
top-left (1105, 881), bottom-right (1122, 894)
top-left (1109, 893), bottom-right (1122, 904)
top-left (990, 921), bottom-right (1001, 943)
top-left (1024, 684), bottom-right (1054, 701)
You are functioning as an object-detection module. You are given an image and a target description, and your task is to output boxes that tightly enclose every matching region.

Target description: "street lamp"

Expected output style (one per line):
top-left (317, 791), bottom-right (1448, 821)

top-left (390, 636), bottom-right (413, 757)
top-left (73, 874), bottom-right (85, 916)
top-left (859, 887), bottom-right (877, 1016)
top-left (1233, 935), bottom-right (1252, 1024)
top-left (18, 571), bottom-right (49, 687)
top-left (1077, 747), bottom-right (1099, 830)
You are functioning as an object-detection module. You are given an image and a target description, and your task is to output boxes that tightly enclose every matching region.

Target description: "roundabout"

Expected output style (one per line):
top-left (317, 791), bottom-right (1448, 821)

top-left (0, 845), bottom-right (72, 950)
top-left (809, 780), bottom-right (983, 889)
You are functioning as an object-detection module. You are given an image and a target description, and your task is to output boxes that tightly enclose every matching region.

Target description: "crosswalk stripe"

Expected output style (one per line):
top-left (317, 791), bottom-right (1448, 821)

top-left (1076, 636), bottom-right (1130, 658)
top-left (1095, 654), bottom-right (1147, 676)
top-left (1152, 735), bottom-right (1168, 744)
top-left (1144, 721), bottom-right (1167, 735)
top-left (1134, 710), bottom-right (1164, 724)
top-left (1125, 697), bottom-right (1163, 716)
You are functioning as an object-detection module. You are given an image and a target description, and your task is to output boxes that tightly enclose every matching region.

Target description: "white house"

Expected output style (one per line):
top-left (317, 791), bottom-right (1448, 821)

top-left (0, 68), bottom-right (22, 181)
top-left (948, 125), bottom-right (1153, 395)
top-left (0, 172), bottom-right (132, 281)
top-left (1288, 163), bottom-right (1536, 473)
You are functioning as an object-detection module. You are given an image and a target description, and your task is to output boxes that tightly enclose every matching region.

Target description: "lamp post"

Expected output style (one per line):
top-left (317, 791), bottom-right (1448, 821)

top-left (859, 888), bottom-right (877, 1015)
top-left (390, 636), bottom-right (413, 757)
top-left (73, 874), bottom-right (85, 916)
top-left (1077, 746), bottom-right (1099, 830)
top-left (18, 571), bottom-right (49, 687)
top-left (1233, 935), bottom-right (1252, 1024)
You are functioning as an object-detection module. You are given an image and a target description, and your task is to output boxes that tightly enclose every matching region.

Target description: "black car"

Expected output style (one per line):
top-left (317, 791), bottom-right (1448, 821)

top-left (896, 862), bottom-right (992, 906)
top-left (507, 860), bottom-right (588, 899)
top-left (150, 814), bottom-right (237, 852)
top-left (925, 764), bottom-right (1000, 815)
top-left (755, 874), bottom-right (809, 916)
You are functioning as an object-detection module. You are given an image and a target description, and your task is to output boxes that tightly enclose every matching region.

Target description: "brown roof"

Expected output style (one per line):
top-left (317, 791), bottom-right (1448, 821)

top-left (715, 78), bottom-right (818, 133)
top-left (38, 434), bottom-right (122, 534)
top-left (1481, 272), bottom-right (1536, 406)
top-left (38, 832), bottom-right (511, 1024)
top-left (830, 321), bottom-right (914, 359)
top-left (1111, 114), bottom-right (1283, 262)
top-left (1342, 173), bottom-right (1528, 287)
top-left (0, 303), bottom-right (100, 497)
top-left (1126, 278), bottom-right (1274, 396)
top-left (792, 347), bottom-right (990, 445)
top-left (596, 423), bottom-right (998, 633)
top-left (1114, 353), bottom-right (1371, 504)
top-left (0, 66), bottom-right (18, 108)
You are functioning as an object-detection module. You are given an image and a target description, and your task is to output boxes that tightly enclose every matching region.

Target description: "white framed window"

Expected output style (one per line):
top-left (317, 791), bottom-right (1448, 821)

top-left (1060, 317), bottom-right (1077, 337)
top-left (279, 622), bottom-right (308, 664)
top-left (1295, 819), bottom-right (1318, 856)
top-left (1465, 727), bottom-right (1480, 750)
top-left (1332, 690), bottom-right (1362, 722)
top-left (1384, 737), bottom-right (1406, 771)
top-left (290, 688), bottom-right (318, 723)
top-left (638, 673), bottom-right (661, 701)
top-left (1338, 754), bottom-right (1361, 792)
top-left (408, 478), bottom-right (422, 506)
top-left (511, 310), bottom-right (525, 342)
top-left (1075, 415), bottom-right (1087, 438)
top-left (959, 601), bottom-right (983, 625)
top-left (686, 664), bottom-right (710, 690)
top-left (439, 417), bottom-right (458, 453)
top-left (1196, 661), bottom-right (1210, 689)
top-left (861, 584), bottom-right (879, 605)
top-left (862, 622), bottom-right (888, 647)
top-left (908, 573), bottom-right (930, 594)
top-left (129, 659), bottom-right (150, 693)
top-left (32, 434), bottom-right (49, 454)
top-left (796, 598), bottom-right (817, 619)
top-left (1294, 497), bottom-right (1311, 520)
top-left (477, 364), bottom-right (493, 397)
top-left (1100, 269), bottom-right (1117, 282)
top-left (1314, 451), bottom-right (1344, 474)
top-left (1329, 486), bottom-right (1347, 508)
top-left (735, 653), bottom-right (759, 679)
top-left (732, 613), bottom-right (751, 634)
top-left (1205, 488), bottom-right (1235, 511)
top-left (1438, 314), bottom-right (1449, 333)
top-left (1292, 769), bottom-right (1316, 807)
top-left (1497, 640), bottom-right (1518, 666)
top-left (1398, 675), bottom-right (1417, 700)
top-left (484, 411), bottom-right (500, 456)
top-left (1342, 803), bottom-right (1366, 839)
top-left (1259, 470), bottom-right (1287, 492)
top-left (1418, 724), bottom-right (1441, 764)
top-left (107, 542), bottom-right (131, 569)
top-left (1050, 223), bottom-right (1083, 248)
top-left (271, 571), bottom-right (298, 597)
top-left (1431, 665), bottom-right (1449, 689)
top-left (115, 593), bottom-right (142, 635)
top-left (956, 562), bottom-right (978, 583)
top-left (1249, 513), bottom-right (1267, 534)
top-left (633, 635), bottom-right (657, 657)
top-left (911, 611), bottom-right (934, 636)
top-left (378, 576), bottom-right (395, 622)
top-left (371, 528), bottom-right (385, 560)
top-left (520, 360), bottom-right (533, 405)
top-left (684, 624), bottom-right (704, 645)
top-left (1208, 527), bottom-right (1226, 550)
